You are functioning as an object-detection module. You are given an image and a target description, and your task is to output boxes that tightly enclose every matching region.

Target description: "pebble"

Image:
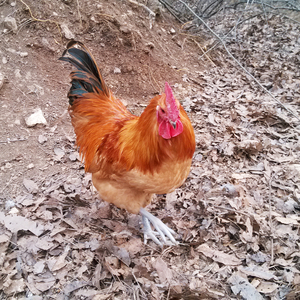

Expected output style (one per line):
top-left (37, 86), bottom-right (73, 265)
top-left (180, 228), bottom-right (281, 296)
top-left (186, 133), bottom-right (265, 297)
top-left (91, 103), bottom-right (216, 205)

top-left (19, 52), bottom-right (28, 57)
top-left (38, 135), bottom-right (47, 144)
top-left (27, 163), bottom-right (35, 169)
top-left (14, 69), bottom-right (21, 78)
top-left (4, 16), bottom-right (18, 33)
top-left (120, 25), bottom-right (131, 34)
top-left (5, 199), bottom-right (15, 210)
top-left (114, 67), bottom-right (121, 74)
top-left (8, 207), bottom-right (19, 215)
top-left (2, 57), bottom-right (7, 64)
top-left (0, 72), bottom-right (4, 90)
top-left (25, 108), bottom-right (47, 127)
top-left (170, 28), bottom-right (176, 34)
top-left (54, 147), bottom-right (65, 160)
top-left (69, 152), bottom-right (79, 162)
top-left (61, 23), bottom-right (75, 40)
top-left (23, 178), bottom-right (39, 194)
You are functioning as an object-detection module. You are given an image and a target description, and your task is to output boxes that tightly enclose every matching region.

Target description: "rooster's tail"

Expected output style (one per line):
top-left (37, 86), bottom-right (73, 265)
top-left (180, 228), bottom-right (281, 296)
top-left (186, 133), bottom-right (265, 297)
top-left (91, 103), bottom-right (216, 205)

top-left (59, 41), bottom-right (110, 105)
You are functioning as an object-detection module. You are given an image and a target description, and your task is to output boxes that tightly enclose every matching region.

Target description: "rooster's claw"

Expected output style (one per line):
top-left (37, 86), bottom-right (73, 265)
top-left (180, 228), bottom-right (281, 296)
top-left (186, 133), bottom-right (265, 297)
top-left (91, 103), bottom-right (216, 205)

top-left (140, 208), bottom-right (177, 247)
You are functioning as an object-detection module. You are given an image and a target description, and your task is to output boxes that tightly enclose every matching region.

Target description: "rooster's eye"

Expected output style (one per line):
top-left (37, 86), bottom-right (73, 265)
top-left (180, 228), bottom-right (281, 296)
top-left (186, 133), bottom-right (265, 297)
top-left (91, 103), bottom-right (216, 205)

top-left (161, 108), bottom-right (165, 113)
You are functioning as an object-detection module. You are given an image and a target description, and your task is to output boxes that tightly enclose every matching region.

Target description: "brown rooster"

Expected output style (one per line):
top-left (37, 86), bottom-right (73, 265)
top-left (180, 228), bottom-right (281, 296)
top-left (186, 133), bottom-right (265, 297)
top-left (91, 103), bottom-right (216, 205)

top-left (60, 41), bottom-right (195, 246)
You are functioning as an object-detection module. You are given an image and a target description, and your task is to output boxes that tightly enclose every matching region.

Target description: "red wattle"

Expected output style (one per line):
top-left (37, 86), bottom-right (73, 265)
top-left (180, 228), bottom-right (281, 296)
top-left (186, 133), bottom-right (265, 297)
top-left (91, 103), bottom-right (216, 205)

top-left (158, 120), bottom-right (183, 139)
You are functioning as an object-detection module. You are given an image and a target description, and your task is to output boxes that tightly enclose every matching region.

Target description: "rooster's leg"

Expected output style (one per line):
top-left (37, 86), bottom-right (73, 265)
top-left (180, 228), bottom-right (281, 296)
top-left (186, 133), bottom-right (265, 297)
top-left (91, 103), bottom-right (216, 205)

top-left (140, 208), bottom-right (177, 247)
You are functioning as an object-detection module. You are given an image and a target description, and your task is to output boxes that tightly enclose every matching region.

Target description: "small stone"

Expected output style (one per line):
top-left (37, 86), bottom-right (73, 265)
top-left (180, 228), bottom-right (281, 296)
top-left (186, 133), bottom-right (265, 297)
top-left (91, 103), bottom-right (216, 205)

top-left (0, 72), bottom-right (4, 90)
top-left (38, 135), bottom-right (47, 144)
top-left (8, 207), bottom-right (19, 215)
top-left (27, 163), bottom-right (35, 169)
top-left (61, 23), bottom-right (75, 39)
top-left (120, 25), bottom-right (131, 34)
top-left (5, 199), bottom-right (15, 210)
top-left (69, 152), bottom-right (79, 161)
top-left (5, 162), bottom-right (12, 169)
top-left (23, 178), bottom-right (39, 194)
top-left (4, 16), bottom-right (18, 33)
top-left (41, 38), bottom-right (56, 53)
top-left (170, 28), bottom-right (176, 34)
top-left (19, 52), bottom-right (28, 57)
top-left (146, 42), bottom-right (155, 49)
top-left (25, 108), bottom-right (47, 127)
top-left (15, 119), bottom-right (20, 125)
top-left (114, 67), bottom-right (121, 74)
top-left (14, 69), bottom-right (21, 78)
top-left (54, 147), bottom-right (65, 159)
top-left (2, 57), bottom-right (7, 64)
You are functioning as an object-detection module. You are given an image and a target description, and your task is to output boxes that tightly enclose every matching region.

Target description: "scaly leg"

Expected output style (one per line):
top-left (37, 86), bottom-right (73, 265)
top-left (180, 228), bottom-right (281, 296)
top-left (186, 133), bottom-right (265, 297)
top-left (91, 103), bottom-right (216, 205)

top-left (140, 208), bottom-right (177, 247)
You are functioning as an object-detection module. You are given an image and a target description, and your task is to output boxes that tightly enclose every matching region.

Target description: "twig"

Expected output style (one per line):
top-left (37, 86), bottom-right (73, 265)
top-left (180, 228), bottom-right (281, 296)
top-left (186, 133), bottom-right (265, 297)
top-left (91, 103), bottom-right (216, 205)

top-left (128, 0), bottom-right (156, 17)
top-left (190, 37), bottom-right (216, 66)
top-left (175, 0), bottom-right (300, 123)
top-left (212, 205), bottom-right (251, 217)
top-left (128, 0), bottom-right (156, 28)
top-left (281, 14), bottom-right (300, 25)
top-left (147, 64), bottom-right (161, 92)
top-left (76, 0), bottom-right (82, 28)
top-left (18, 0), bottom-right (62, 39)
top-left (267, 171), bottom-right (276, 265)
top-left (131, 271), bottom-right (146, 297)
top-left (0, 137), bottom-right (28, 144)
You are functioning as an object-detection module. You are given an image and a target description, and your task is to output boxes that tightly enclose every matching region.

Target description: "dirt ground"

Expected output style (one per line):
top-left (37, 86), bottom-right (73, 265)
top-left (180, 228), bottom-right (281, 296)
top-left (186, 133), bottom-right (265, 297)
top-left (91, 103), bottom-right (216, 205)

top-left (1, 0), bottom-right (300, 299)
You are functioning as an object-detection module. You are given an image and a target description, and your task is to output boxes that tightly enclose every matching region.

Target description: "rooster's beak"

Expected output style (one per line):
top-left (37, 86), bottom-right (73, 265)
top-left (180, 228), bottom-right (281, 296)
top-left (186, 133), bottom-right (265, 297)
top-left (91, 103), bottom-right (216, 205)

top-left (170, 120), bottom-right (177, 129)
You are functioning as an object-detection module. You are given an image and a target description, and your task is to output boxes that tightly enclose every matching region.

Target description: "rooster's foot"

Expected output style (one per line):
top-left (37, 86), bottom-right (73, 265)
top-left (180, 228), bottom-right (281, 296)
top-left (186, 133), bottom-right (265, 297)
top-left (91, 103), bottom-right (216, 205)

top-left (140, 208), bottom-right (177, 247)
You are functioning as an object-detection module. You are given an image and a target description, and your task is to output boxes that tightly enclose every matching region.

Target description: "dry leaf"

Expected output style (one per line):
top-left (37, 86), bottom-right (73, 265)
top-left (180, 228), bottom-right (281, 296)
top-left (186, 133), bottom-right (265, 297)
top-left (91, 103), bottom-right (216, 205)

top-left (153, 257), bottom-right (173, 283)
top-left (0, 211), bottom-right (44, 236)
top-left (229, 274), bottom-right (263, 300)
top-left (197, 243), bottom-right (241, 266)
top-left (239, 265), bottom-right (275, 280)
top-left (50, 245), bottom-right (70, 271)
top-left (256, 281), bottom-right (278, 294)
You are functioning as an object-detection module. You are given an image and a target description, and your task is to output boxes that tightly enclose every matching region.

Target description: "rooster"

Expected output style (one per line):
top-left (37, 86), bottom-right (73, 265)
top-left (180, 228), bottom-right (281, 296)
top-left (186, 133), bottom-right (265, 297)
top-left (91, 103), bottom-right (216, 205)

top-left (60, 41), bottom-right (195, 246)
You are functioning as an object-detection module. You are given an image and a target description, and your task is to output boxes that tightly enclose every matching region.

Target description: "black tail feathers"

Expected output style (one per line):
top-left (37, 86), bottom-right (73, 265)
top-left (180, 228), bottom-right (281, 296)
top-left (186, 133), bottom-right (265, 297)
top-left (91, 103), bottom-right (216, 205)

top-left (59, 41), bottom-right (110, 105)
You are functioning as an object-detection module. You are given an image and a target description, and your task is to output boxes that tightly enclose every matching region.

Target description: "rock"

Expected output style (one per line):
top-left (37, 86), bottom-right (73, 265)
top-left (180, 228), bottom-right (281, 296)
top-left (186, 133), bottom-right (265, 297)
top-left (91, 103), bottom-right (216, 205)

top-left (27, 163), bottom-right (35, 169)
top-left (4, 16), bottom-right (18, 33)
top-left (41, 38), bottom-right (56, 53)
top-left (14, 69), bottom-right (21, 78)
top-left (61, 24), bottom-right (75, 39)
top-left (69, 152), bottom-right (79, 161)
top-left (114, 67), bottom-right (121, 74)
top-left (54, 147), bottom-right (65, 160)
top-left (38, 135), bottom-right (47, 144)
top-left (120, 25), bottom-right (131, 34)
top-left (8, 207), bottom-right (19, 215)
top-left (23, 178), bottom-right (39, 194)
top-left (19, 52), bottom-right (28, 57)
top-left (146, 42), bottom-right (155, 49)
top-left (25, 108), bottom-right (47, 127)
top-left (170, 28), bottom-right (176, 34)
top-left (2, 57), bottom-right (7, 64)
top-left (5, 199), bottom-right (15, 210)
top-left (0, 72), bottom-right (4, 90)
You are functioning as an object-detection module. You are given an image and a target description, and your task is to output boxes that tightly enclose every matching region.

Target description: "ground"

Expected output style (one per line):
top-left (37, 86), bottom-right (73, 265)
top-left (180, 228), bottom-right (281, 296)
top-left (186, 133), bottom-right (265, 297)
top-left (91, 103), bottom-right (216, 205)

top-left (0, 0), bottom-right (300, 299)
